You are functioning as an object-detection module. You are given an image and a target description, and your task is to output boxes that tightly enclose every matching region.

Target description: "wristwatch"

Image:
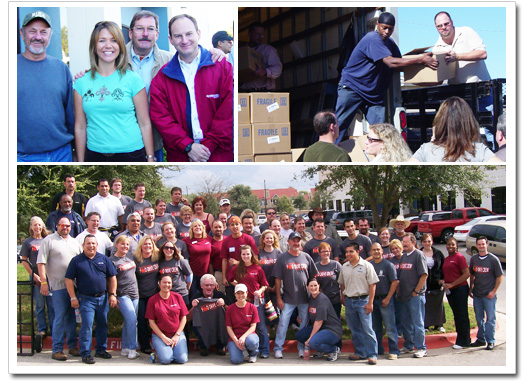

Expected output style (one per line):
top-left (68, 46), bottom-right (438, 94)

top-left (185, 143), bottom-right (193, 153)
top-left (109, 293), bottom-right (117, 297)
top-left (146, 155), bottom-right (157, 161)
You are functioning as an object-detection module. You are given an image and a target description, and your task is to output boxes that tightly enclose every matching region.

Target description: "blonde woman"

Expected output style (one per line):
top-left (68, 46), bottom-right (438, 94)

top-left (20, 216), bottom-right (53, 337)
top-left (365, 123), bottom-right (412, 162)
top-left (182, 219), bottom-right (213, 299)
top-left (133, 235), bottom-right (159, 354)
top-left (258, 229), bottom-right (281, 333)
top-left (73, 21), bottom-right (154, 162)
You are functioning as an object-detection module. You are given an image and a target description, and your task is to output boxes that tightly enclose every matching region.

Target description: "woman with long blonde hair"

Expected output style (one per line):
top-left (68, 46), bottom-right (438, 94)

top-left (73, 21), bottom-right (154, 162)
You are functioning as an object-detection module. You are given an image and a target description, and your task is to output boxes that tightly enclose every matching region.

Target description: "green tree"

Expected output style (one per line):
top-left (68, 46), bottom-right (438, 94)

top-left (61, 26), bottom-right (69, 57)
top-left (275, 195), bottom-right (294, 214)
top-left (17, 166), bottom-right (176, 239)
top-left (227, 184), bottom-right (260, 215)
top-left (303, 165), bottom-right (493, 229)
top-left (292, 193), bottom-right (307, 211)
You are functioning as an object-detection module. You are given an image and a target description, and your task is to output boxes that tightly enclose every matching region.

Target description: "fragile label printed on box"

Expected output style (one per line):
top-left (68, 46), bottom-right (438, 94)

top-left (267, 102), bottom-right (280, 113)
top-left (267, 136), bottom-right (280, 144)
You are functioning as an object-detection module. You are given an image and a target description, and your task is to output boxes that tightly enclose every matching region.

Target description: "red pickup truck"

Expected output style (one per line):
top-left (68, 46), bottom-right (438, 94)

top-left (417, 207), bottom-right (496, 242)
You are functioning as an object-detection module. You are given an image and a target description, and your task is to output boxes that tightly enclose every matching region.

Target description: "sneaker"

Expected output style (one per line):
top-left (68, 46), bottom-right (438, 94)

top-left (242, 349), bottom-right (249, 359)
top-left (248, 355), bottom-right (257, 363)
top-left (298, 349), bottom-right (304, 359)
top-left (274, 350), bottom-right (283, 359)
top-left (470, 340), bottom-right (487, 347)
top-left (397, 333), bottom-right (403, 338)
top-left (52, 351), bottom-right (67, 361)
top-left (94, 351), bottom-right (112, 359)
top-left (291, 323), bottom-right (300, 331)
top-left (399, 347), bottom-right (415, 354)
top-left (413, 349), bottom-right (427, 358)
top-left (150, 353), bottom-right (157, 363)
top-left (388, 354), bottom-right (398, 360)
top-left (127, 349), bottom-right (139, 359)
top-left (327, 351), bottom-right (338, 362)
top-left (141, 348), bottom-right (153, 354)
top-left (121, 348), bottom-right (130, 357)
top-left (216, 348), bottom-right (226, 356)
top-left (424, 328), bottom-right (430, 332)
top-left (452, 344), bottom-right (466, 350)
top-left (368, 357), bottom-right (377, 365)
top-left (68, 347), bottom-right (81, 357)
top-left (82, 356), bottom-right (96, 364)
top-left (437, 327), bottom-right (446, 333)
top-left (312, 351), bottom-right (325, 359)
top-left (260, 353), bottom-right (269, 359)
top-left (485, 343), bottom-right (495, 350)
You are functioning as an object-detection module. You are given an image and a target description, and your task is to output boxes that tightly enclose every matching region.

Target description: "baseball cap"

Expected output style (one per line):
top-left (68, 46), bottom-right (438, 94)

top-left (234, 283), bottom-right (248, 293)
top-left (212, 31), bottom-right (233, 47)
top-left (22, 11), bottom-right (52, 29)
top-left (288, 231), bottom-right (302, 240)
top-left (219, 198), bottom-right (230, 206)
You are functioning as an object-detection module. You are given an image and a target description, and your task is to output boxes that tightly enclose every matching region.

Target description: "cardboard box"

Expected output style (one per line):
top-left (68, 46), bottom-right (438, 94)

top-left (251, 122), bottom-right (291, 154)
top-left (402, 46), bottom-right (456, 84)
top-left (249, 93), bottom-right (290, 123)
top-left (238, 46), bottom-right (264, 83)
top-left (238, 124), bottom-right (252, 155)
top-left (291, 148), bottom-right (306, 162)
top-left (238, 93), bottom-right (250, 124)
top-left (254, 153), bottom-right (293, 162)
top-left (238, 154), bottom-right (255, 162)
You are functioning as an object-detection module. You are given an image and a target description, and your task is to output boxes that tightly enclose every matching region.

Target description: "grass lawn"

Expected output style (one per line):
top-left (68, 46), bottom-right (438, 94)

top-left (17, 264), bottom-right (477, 339)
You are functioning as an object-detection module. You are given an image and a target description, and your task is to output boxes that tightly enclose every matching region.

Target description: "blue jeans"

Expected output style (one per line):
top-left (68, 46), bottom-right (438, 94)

top-left (372, 298), bottom-right (400, 355)
top-left (50, 288), bottom-right (78, 353)
top-left (393, 298), bottom-right (403, 336)
top-left (33, 282), bottom-right (55, 334)
top-left (78, 294), bottom-right (109, 357)
top-left (117, 296), bottom-right (138, 351)
top-left (273, 302), bottom-right (309, 352)
top-left (345, 296), bottom-right (378, 358)
top-left (152, 332), bottom-right (188, 364)
top-left (227, 333), bottom-right (259, 364)
top-left (334, 83), bottom-right (385, 144)
top-left (256, 303), bottom-right (270, 356)
top-left (296, 326), bottom-right (340, 354)
top-left (154, 148), bottom-right (164, 163)
top-left (17, 142), bottom-right (72, 162)
top-left (473, 295), bottom-right (497, 344)
top-left (399, 294), bottom-right (426, 350)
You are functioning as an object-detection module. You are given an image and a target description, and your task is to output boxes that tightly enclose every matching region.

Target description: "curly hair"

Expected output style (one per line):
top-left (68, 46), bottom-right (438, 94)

top-left (432, 96), bottom-right (481, 161)
top-left (192, 196), bottom-right (207, 211)
top-left (369, 123), bottom-right (413, 162)
top-left (258, 229), bottom-right (280, 251)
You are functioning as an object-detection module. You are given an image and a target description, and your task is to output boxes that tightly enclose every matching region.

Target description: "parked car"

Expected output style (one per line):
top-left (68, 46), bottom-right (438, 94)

top-left (418, 207), bottom-right (495, 243)
top-left (465, 220), bottom-right (506, 264)
top-left (329, 210), bottom-right (374, 230)
top-left (257, 214), bottom-right (267, 226)
top-left (405, 215), bottom-right (422, 239)
top-left (453, 215), bottom-right (507, 243)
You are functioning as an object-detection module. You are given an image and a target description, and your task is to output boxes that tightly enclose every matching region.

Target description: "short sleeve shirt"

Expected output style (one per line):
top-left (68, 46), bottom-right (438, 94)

top-left (73, 69), bottom-right (145, 153)
top-left (397, 249), bottom-right (428, 301)
top-left (308, 292), bottom-right (343, 338)
top-left (304, 237), bottom-right (341, 263)
top-left (469, 253), bottom-right (503, 297)
top-left (315, 260), bottom-right (342, 304)
top-left (145, 292), bottom-right (188, 337)
top-left (65, 252), bottom-right (117, 295)
top-left (109, 254), bottom-right (139, 299)
top-left (272, 251), bottom-right (318, 305)
top-left (371, 259), bottom-right (397, 297)
top-left (338, 258), bottom-right (379, 297)
top-left (340, 234), bottom-right (372, 260)
top-left (225, 302), bottom-right (259, 340)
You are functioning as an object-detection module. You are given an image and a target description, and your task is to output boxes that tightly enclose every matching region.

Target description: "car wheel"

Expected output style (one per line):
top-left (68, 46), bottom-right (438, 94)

top-left (441, 229), bottom-right (454, 243)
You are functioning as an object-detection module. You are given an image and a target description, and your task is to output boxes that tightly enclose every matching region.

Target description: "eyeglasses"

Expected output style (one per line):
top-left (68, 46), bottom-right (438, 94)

top-left (58, 224), bottom-right (71, 228)
top-left (267, 212), bottom-right (276, 215)
top-left (319, 250), bottom-right (330, 254)
top-left (164, 246), bottom-right (175, 251)
top-left (134, 26), bottom-right (157, 34)
top-left (436, 22), bottom-right (451, 29)
top-left (366, 135), bottom-right (383, 143)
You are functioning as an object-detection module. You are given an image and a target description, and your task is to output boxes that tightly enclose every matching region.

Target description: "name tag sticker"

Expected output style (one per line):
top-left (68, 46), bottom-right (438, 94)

top-left (229, 247), bottom-right (235, 252)
top-left (267, 102), bottom-right (279, 113)
top-left (267, 136), bottom-right (280, 144)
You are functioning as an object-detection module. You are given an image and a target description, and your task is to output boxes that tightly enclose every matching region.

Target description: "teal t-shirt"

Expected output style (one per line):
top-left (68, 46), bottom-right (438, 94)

top-left (74, 69), bottom-right (145, 153)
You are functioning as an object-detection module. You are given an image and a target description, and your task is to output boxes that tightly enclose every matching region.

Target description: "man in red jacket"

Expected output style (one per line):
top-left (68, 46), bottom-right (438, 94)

top-left (150, 14), bottom-right (233, 162)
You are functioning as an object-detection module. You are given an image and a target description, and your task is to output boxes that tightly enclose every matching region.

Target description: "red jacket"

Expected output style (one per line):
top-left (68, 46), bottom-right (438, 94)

top-left (149, 46), bottom-right (233, 162)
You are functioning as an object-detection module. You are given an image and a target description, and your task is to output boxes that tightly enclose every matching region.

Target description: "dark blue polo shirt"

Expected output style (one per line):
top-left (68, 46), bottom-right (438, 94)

top-left (65, 252), bottom-right (117, 295)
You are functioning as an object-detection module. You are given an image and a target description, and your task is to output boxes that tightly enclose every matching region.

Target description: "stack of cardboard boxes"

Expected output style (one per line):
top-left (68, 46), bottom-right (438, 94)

top-left (238, 46), bottom-right (292, 162)
top-left (238, 92), bottom-right (292, 162)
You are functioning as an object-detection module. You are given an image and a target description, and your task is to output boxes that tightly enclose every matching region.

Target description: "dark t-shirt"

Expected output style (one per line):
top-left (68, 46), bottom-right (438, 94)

top-left (109, 254), bottom-right (139, 299)
top-left (371, 258), bottom-right (397, 297)
top-left (272, 251), bottom-right (318, 305)
top-left (308, 292), bottom-right (343, 338)
top-left (259, 249), bottom-right (280, 288)
top-left (315, 260), bottom-right (342, 304)
top-left (20, 237), bottom-right (43, 272)
top-left (158, 258), bottom-right (192, 296)
top-left (340, 234), bottom-right (372, 260)
top-left (340, 31), bottom-right (401, 104)
top-left (135, 257), bottom-right (160, 299)
top-left (469, 253), bottom-right (503, 297)
top-left (304, 236), bottom-right (341, 263)
top-left (51, 191), bottom-right (88, 216)
top-left (123, 199), bottom-right (152, 221)
top-left (397, 249), bottom-right (427, 302)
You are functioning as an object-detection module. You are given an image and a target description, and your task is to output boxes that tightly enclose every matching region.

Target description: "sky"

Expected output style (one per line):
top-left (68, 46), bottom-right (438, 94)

top-left (397, 6), bottom-right (507, 80)
top-left (160, 165), bottom-right (318, 195)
